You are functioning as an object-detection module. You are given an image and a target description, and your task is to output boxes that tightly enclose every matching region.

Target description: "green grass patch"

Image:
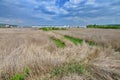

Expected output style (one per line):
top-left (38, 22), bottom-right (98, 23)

top-left (64, 35), bottom-right (83, 45)
top-left (50, 37), bottom-right (65, 48)
top-left (64, 35), bottom-right (96, 46)
top-left (10, 68), bottom-right (30, 80)
top-left (86, 41), bottom-right (96, 46)
top-left (50, 62), bottom-right (85, 78)
top-left (39, 27), bottom-right (66, 31)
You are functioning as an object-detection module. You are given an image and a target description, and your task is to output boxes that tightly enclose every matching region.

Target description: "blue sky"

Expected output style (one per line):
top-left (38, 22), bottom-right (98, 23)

top-left (0, 0), bottom-right (120, 26)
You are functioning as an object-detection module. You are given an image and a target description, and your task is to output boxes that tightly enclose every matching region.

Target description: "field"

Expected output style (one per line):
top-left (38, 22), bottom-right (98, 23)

top-left (0, 28), bottom-right (120, 80)
top-left (55, 28), bottom-right (120, 51)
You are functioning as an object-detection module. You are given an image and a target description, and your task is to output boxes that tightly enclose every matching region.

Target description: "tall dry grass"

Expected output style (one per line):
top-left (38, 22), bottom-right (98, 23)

top-left (55, 28), bottom-right (120, 51)
top-left (0, 28), bottom-right (120, 80)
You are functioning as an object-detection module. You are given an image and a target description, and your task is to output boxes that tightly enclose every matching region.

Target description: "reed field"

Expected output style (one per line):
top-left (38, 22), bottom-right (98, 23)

top-left (0, 28), bottom-right (120, 80)
top-left (55, 28), bottom-right (120, 51)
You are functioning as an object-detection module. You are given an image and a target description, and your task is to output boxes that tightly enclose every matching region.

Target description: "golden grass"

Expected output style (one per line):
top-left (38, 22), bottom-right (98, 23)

top-left (0, 28), bottom-right (120, 80)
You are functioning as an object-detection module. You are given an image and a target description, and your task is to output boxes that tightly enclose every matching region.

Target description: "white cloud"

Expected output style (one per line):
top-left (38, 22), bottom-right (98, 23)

top-left (30, 0), bottom-right (69, 15)
top-left (85, 0), bottom-right (96, 5)
top-left (88, 9), bottom-right (99, 13)
top-left (70, 0), bottom-right (84, 4)
top-left (1, 0), bottom-right (120, 26)
top-left (65, 16), bottom-right (90, 24)
top-left (64, 3), bottom-right (75, 8)
top-left (59, 8), bottom-right (69, 14)
top-left (32, 12), bottom-right (54, 21)
top-left (64, 0), bottom-right (85, 8)
top-left (0, 17), bottom-right (23, 24)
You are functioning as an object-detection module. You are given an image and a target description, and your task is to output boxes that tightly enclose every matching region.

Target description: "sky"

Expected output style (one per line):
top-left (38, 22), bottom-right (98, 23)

top-left (0, 0), bottom-right (120, 26)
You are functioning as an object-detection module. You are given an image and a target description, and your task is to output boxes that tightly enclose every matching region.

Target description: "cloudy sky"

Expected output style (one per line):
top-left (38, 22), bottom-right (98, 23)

top-left (0, 0), bottom-right (120, 26)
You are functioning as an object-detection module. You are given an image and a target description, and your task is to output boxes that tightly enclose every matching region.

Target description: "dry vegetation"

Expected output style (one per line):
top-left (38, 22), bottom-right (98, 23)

top-left (55, 28), bottom-right (120, 51)
top-left (0, 28), bottom-right (120, 80)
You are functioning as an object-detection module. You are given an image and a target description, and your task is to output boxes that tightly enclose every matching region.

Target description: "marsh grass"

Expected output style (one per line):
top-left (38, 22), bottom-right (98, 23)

top-left (0, 28), bottom-right (120, 80)
top-left (55, 28), bottom-right (120, 51)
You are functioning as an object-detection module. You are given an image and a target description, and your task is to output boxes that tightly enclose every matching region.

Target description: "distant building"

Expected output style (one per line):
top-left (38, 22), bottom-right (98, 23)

top-left (0, 24), bottom-right (18, 28)
top-left (32, 25), bottom-right (70, 28)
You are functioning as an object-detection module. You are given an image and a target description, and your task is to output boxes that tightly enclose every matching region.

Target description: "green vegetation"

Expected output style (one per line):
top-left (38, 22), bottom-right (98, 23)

top-left (39, 27), bottom-right (66, 31)
top-left (10, 68), bottom-right (30, 80)
top-left (50, 62), bottom-right (85, 78)
top-left (50, 37), bottom-right (65, 48)
top-left (86, 41), bottom-right (96, 46)
top-left (64, 35), bottom-right (96, 46)
top-left (87, 24), bottom-right (120, 29)
top-left (24, 67), bottom-right (30, 74)
top-left (64, 35), bottom-right (83, 45)
top-left (10, 74), bottom-right (25, 80)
